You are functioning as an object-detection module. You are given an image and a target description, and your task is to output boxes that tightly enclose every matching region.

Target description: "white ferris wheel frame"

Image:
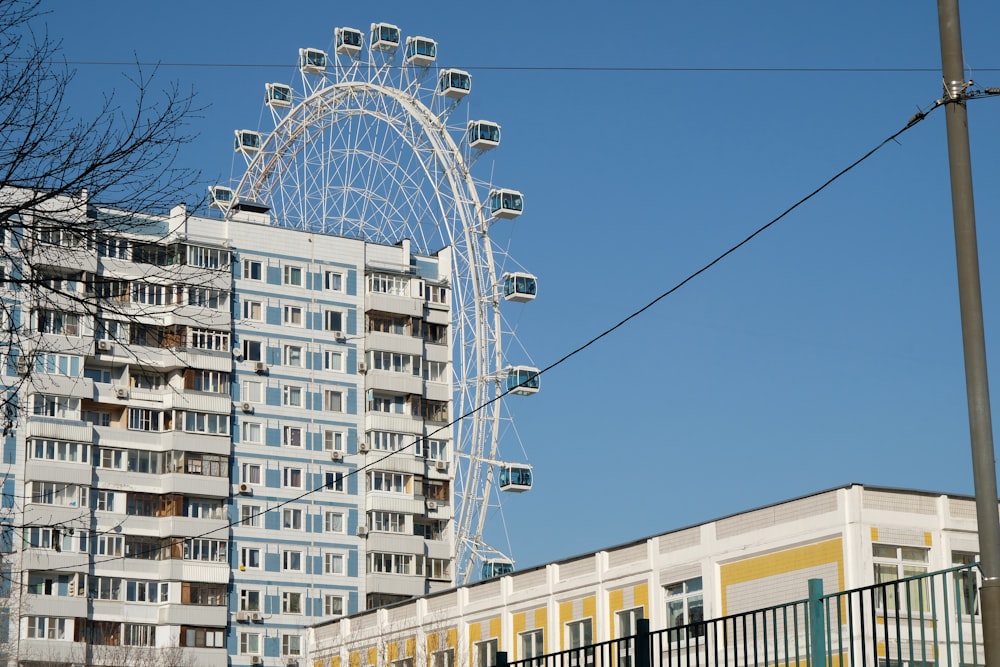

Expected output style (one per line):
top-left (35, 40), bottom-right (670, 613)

top-left (227, 44), bottom-right (521, 583)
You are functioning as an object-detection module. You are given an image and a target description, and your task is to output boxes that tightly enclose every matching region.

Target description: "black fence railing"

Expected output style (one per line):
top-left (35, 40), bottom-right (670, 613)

top-left (500, 565), bottom-right (981, 667)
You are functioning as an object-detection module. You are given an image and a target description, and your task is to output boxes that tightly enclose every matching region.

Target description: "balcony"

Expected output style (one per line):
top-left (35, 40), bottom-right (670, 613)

top-left (26, 417), bottom-right (93, 442)
top-left (367, 331), bottom-right (424, 356)
top-left (158, 603), bottom-right (227, 627)
top-left (366, 369), bottom-right (424, 396)
top-left (367, 292), bottom-right (423, 317)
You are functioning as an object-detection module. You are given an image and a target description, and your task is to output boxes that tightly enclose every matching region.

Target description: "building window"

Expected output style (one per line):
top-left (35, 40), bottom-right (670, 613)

top-left (242, 421), bottom-right (262, 444)
top-left (243, 259), bottom-right (262, 281)
top-left (240, 547), bottom-right (261, 570)
top-left (241, 463), bottom-right (262, 485)
top-left (282, 508), bottom-right (304, 530)
top-left (953, 551), bottom-right (980, 615)
top-left (324, 349), bottom-right (343, 371)
top-left (282, 550), bottom-right (303, 572)
top-left (616, 607), bottom-right (644, 667)
top-left (370, 471), bottom-right (407, 493)
top-left (874, 544), bottom-right (929, 612)
top-left (371, 511), bottom-right (405, 533)
top-left (283, 425), bottom-right (303, 447)
top-left (566, 619), bottom-right (594, 667)
top-left (520, 629), bottom-right (544, 663)
top-left (665, 577), bottom-right (704, 638)
top-left (282, 591), bottom-right (303, 614)
top-left (284, 344), bottom-right (303, 367)
top-left (324, 309), bottom-right (343, 332)
top-left (283, 265), bottom-right (303, 286)
top-left (240, 504), bottom-right (261, 527)
top-left (283, 467), bottom-right (303, 489)
top-left (325, 471), bottom-right (345, 492)
top-left (325, 270), bottom-right (343, 291)
top-left (240, 632), bottom-right (261, 655)
top-left (433, 650), bottom-right (456, 667)
top-left (26, 616), bottom-right (67, 640)
top-left (283, 384), bottom-right (303, 407)
top-left (182, 626), bottom-right (225, 648)
top-left (184, 538), bottom-right (227, 562)
top-left (368, 273), bottom-right (408, 296)
top-left (240, 589), bottom-right (261, 612)
top-left (241, 380), bottom-right (262, 403)
top-left (283, 305), bottom-right (304, 326)
top-left (369, 393), bottom-right (405, 414)
top-left (323, 429), bottom-right (344, 452)
top-left (370, 552), bottom-right (413, 575)
top-left (324, 389), bottom-right (343, 412)
top-left (189, 327), bottom-right (229, 350)
top-left (242, 299), bottom-right (262, 321)
top-left (324, 594), bottom-right (344, 616)
top-left (324, 552), bottom-right (345, 575)
top-left (324, 511), bottom-right (345, 533)
top-left (474, 639), bottom-right (498, 667)
top-left (242, 339), bottom-right (262, 362)
top-left (282, 633), bottom-right (303, 656)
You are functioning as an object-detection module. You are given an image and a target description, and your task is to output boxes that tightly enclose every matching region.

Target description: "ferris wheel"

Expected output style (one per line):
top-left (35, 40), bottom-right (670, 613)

top-left (214, 23), bottom-right (539, 584)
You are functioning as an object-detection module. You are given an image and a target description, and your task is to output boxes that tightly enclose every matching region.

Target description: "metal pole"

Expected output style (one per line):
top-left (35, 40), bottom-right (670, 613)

top-left (936, 1), bottom-right (1000, 664)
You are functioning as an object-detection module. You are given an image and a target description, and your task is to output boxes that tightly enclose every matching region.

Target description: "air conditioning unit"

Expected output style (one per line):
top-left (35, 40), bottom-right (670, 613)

top-left (334, 331), bottom-right (347, 343)
top-left (330, 450), bottom-right (344, 461)
top-left (426, 501), bottom-right (438, 510)
top-left (357, 361), bottom-right (368, 373)
top-left (356, 526), bottom-right (369, 538)
top-left (114, 387), bottom-right (129, 399)
top-left (96, 340), bottom-right (113, 352)
top-left (240, 401), bottom-right (254, 413)
top-left (238, 483), bottom-right (253, 495)
top-left (235, 610), bottom-right (249, 622)
top-left (15, 359), bottom-right (29, 375)
top-left (359, 443), bottom-right (370, 453)
top-left (251, 657), bottom-right (263, 666)
top-left (253, 361), bottom-right (267, 373)
top-left (285, 659), bottom-right (300, 667)
top-left (435, 460), bottom-right (448, 472)
top-left (249, 611), bottom-right (263, 623)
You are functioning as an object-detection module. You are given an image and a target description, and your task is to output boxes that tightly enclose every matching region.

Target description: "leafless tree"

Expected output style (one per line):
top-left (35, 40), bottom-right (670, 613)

top-left (0, 1), bottom-right (202, 662)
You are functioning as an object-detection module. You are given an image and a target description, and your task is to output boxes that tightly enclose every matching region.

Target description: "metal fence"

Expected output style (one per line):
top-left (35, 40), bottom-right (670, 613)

top-left (501, 564), bottom-right (982, 667)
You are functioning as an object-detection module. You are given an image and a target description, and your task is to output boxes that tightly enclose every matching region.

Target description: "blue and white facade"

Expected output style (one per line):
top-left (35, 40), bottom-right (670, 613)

top-left (0, 189), bottom-right (456, 667)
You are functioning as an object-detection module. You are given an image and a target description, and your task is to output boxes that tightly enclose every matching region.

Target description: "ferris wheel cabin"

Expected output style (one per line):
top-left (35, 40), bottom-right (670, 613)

top-left (438, 69), bottom-right (472, 99)
top-left (488, 189), bottom-right (524, 219)
top-left (405, 36), bottom-right (437, 66)
top-left (481, 558), bottom-right (514, 580)
top-left (505, 366), bottom-right (540, 395)
top-left (371, 23), bottom-right (401, 51)
top-left (502, 272), bottom-right (537, 302)
top-left (234, 130), bottom-right (263, 156)
top-left (265, 83), bottom-right (292, 109)
top-left (499, 465), bottom-right (532, 492)
top-left (467, 121), bottom-right (501, 150)
top-left (299, 48), bottom-right (328, 75)
top-left (207, 186), bottom-right (234, 211)
top-left (336, 27), bottom-right (363, 56)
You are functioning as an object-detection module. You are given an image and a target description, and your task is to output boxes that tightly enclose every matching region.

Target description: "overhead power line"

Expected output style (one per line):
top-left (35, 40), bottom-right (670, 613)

top-left (0, 90), bottom-right (972, 583)
top-left (15, 59), bottom-right (1000, 74)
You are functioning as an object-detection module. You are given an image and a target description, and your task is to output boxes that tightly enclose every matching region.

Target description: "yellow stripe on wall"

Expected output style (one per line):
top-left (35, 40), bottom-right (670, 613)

top-left (720, 537), bottom-right (844, 615)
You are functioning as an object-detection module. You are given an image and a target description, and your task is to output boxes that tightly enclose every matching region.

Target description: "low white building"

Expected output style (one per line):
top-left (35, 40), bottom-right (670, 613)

top-left (309, 483), bottom-right (985, 667)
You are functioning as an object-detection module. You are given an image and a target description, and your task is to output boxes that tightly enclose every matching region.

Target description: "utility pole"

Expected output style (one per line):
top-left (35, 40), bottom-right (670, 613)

top-left (936, 0), bottom-right (1000, 663)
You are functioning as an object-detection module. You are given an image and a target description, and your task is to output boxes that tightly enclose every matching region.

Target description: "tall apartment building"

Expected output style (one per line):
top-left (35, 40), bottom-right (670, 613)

top-left (0, 189), bottom-right (456, 667)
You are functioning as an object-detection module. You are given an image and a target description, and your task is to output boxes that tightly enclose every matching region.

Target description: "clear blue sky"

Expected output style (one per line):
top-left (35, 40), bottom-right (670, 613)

top-left (43, 1), bottom-right (1000, 570)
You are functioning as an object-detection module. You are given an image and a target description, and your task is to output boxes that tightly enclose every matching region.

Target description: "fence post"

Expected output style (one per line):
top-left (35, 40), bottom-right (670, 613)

top-left (635, 618), bottom-right (651, 667)
top-left (808, 578), bottom-right (827, 667)
top-left (496, 650), bottom-right (509, 667)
